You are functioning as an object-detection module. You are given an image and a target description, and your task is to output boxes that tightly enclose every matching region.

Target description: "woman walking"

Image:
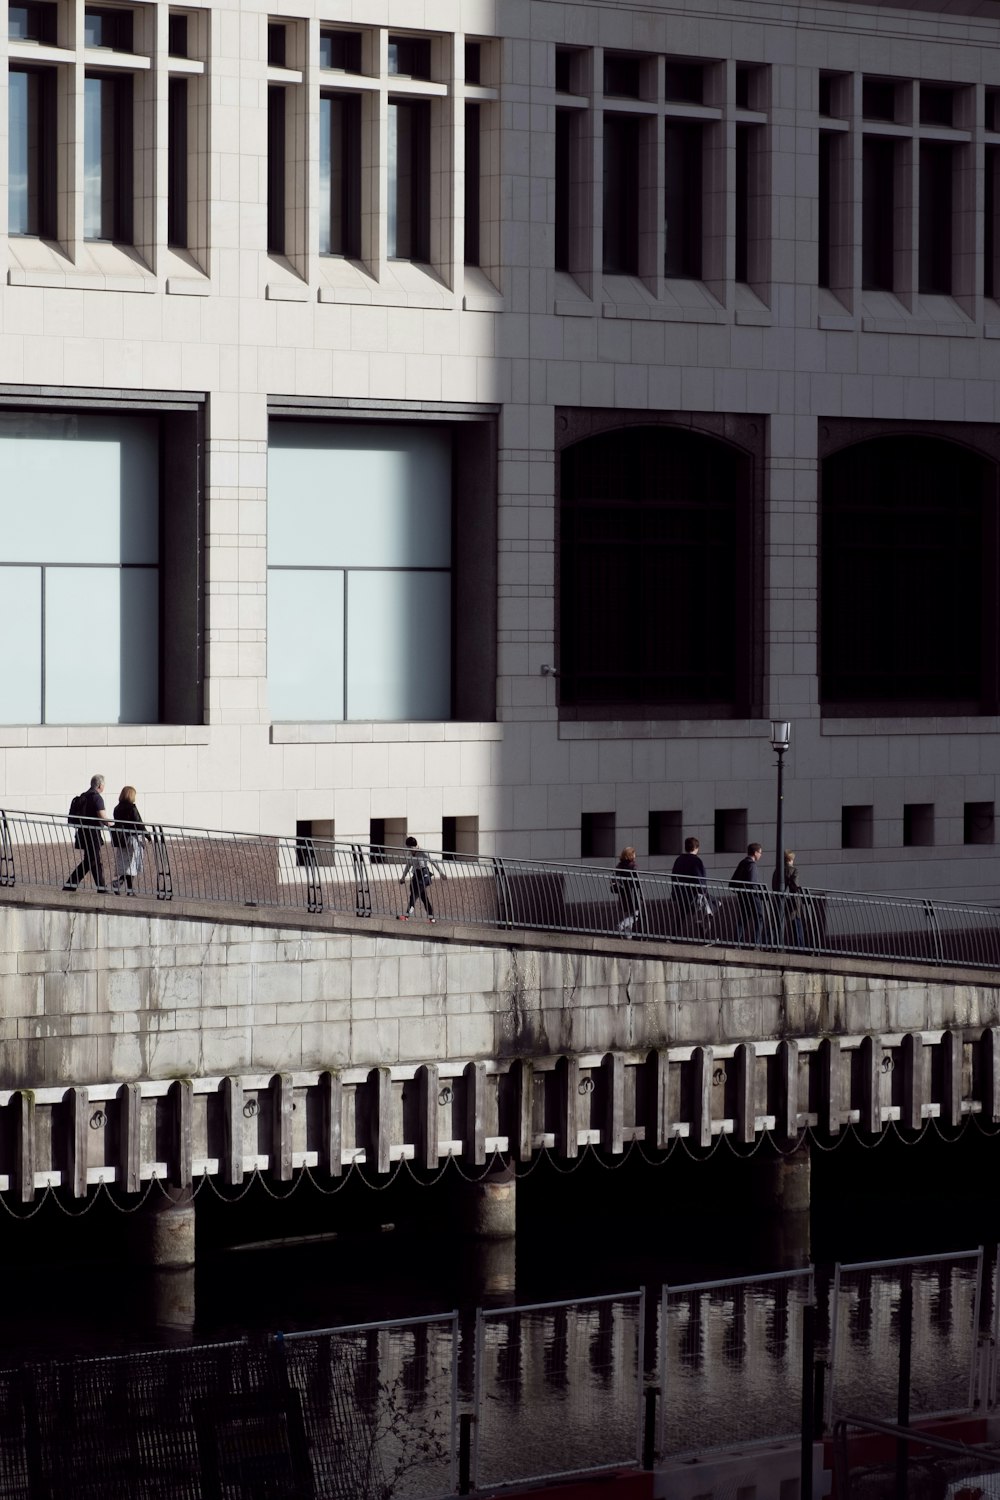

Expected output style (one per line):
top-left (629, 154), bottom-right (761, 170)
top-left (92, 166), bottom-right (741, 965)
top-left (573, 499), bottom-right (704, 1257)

top-left (111, 786), bottom-right (150, 894)
top-left (611, 846), bottom-right (644, 937)
top-left (397, 836), bottom-right (445, 922)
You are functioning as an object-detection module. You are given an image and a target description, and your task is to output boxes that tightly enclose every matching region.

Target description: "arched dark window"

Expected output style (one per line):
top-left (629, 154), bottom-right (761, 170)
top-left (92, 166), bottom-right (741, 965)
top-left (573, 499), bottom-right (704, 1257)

top-left (559, 425), bottom-right (753, 713)
top-left (821, 436), bottom-right (998, 712)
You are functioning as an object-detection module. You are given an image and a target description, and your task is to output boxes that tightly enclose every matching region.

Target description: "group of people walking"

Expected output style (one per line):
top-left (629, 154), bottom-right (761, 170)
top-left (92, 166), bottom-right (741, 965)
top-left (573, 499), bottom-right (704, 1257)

top-left (63, 774), bottom-right (151, 895)
top-left (612, 837), bottom-right (806, 947)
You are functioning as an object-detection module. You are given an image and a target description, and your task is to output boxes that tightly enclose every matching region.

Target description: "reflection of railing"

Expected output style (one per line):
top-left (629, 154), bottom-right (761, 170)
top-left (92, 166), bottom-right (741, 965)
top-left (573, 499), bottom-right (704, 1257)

top-left (473, 1290), bottom-right (646, 1489)
top-left (4, 809), bottom-right (1000, 969)
top-left (7, 1258), bottom-right (1000, 1496)
top-left (825, 1250), bottom-right (984, 1428)
top-left (661, 1268), bottom-right (815, 1457)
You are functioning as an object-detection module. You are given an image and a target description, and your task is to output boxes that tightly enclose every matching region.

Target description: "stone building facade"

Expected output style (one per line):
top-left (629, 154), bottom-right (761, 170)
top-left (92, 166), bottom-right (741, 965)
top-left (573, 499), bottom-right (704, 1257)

top-left (1, 0), bottom-right (1000, 899)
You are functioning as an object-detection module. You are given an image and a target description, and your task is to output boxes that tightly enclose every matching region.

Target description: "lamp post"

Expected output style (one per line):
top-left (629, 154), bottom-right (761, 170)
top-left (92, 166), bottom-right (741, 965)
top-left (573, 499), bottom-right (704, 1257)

top-left (770, 719), bottom-right (790, 891)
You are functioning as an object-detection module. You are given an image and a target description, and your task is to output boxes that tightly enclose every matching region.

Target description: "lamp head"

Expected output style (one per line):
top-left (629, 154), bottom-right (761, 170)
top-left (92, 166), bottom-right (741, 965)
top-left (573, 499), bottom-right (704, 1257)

top-left (770, 718), bottom-right (791, 752)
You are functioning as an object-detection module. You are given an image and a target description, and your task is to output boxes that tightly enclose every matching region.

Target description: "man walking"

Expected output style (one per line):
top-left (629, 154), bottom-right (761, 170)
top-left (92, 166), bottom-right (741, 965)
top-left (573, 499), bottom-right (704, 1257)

top-left (730, 841), bottom-right (764, 945)
top-left (64, 774), bottom-right (111, 892)
top-left (671, 835), bottom-right (709, 937)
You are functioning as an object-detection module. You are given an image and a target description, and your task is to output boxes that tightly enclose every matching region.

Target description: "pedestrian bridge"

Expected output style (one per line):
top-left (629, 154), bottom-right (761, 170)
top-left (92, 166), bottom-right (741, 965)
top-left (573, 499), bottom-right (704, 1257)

top-left (0, 810), bottom-right (998, 1204)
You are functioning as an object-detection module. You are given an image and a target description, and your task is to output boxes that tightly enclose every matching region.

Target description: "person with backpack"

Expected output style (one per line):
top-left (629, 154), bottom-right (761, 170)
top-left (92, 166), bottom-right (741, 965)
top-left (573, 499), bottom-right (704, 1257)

top-left (397, 836), bottom-right (445, 922)
top-left (729, 841), bottom-right (765, 946)
top-left (63, 774), bottom-right (110, 893)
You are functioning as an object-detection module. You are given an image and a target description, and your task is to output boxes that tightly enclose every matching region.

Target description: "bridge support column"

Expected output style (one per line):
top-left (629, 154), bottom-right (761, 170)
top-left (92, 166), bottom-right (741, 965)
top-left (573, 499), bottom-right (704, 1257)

top-left (456, 1161), bottom-right (517, 1302)
top-left (757, 1141), bottom-right (811, 1268)
top-left (131, 1188), bottom-right (197, 1336)
top-left (458, 1159), bottom-right (516, 1239)
top-left (136, 1187), bottom-right (197, 1269)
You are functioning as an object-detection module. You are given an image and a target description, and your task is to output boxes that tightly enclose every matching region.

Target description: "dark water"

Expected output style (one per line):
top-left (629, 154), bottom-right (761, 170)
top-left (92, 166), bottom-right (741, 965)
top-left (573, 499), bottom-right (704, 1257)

top-left (1, 1121), bottom-right (998, 1362)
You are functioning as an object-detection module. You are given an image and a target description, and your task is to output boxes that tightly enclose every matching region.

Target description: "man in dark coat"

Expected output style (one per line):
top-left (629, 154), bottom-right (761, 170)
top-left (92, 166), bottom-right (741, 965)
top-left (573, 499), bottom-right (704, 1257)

top-left (64, 773), bottom-right (110, 892)
top-left (730, 841), bottom-right (764, 945)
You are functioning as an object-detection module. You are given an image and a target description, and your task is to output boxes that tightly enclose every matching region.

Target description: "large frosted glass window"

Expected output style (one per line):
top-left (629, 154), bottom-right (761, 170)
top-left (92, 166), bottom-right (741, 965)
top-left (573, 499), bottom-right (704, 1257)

top-left (0, 412), bottom-right (160, 725)
top-left (268, 422), bottom-right (452, 720)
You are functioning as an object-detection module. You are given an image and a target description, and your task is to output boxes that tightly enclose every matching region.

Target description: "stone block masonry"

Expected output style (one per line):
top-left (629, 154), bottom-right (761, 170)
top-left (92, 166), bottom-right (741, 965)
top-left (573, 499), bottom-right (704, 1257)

top-left (0, 891), bottom-right (998, 1198)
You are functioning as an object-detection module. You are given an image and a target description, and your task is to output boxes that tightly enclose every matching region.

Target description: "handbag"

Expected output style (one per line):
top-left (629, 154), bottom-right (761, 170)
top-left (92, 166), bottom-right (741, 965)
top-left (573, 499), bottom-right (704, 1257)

top-left (696, 892), bottom-right (714, 919)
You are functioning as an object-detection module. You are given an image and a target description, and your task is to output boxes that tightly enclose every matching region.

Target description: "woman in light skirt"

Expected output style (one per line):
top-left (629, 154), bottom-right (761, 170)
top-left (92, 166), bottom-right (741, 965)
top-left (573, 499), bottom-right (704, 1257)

top-left (111, 785), bottom-right (150, 894)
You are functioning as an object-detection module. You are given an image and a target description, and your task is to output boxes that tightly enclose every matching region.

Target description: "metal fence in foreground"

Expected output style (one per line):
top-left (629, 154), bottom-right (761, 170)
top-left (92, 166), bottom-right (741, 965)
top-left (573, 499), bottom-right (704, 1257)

top-left (2, 1255), bottom-right (1000, 1498)
top-left (473, 1290), bottom-right (646, 1489)
top-left (660, 1268), bottom-right (815, 1458)
top-left (2, 807), bottom-right (1000, 970)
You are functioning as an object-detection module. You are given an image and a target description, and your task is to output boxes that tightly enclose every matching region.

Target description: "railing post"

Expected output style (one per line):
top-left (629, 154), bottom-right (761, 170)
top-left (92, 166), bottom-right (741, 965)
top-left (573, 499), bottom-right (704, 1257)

top-left (458, 1412), bottom-right (474, 1493)
top-left (0, 810), bottom-right (14, 886)
top-left (641, 1385), bottom-right (658, 1469)
top-left (896, 1273), bottom-right (913, 1499)
top-left (351, 842), bottom-right (371, 916)
top-left (800, 1302), bottom-right (816, 1500)
top-left (151, 825), bottom-right (172, 900)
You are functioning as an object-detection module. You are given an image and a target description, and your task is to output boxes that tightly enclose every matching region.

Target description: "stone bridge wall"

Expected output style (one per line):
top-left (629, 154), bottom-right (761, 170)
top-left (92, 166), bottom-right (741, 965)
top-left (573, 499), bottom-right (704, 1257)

top-left (0, 891), bottom-right (997, 1199)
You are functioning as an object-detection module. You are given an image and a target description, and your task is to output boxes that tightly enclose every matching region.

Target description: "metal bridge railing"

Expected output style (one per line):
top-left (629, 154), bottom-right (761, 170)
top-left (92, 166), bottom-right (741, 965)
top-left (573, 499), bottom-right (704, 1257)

top-left (2, 807), bottom-right (1000, 970)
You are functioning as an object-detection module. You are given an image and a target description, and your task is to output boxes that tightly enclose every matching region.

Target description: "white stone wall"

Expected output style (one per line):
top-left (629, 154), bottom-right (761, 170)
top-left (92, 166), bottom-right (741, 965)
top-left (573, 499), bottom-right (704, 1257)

top-left (0, 0), bottom-right (999, 900)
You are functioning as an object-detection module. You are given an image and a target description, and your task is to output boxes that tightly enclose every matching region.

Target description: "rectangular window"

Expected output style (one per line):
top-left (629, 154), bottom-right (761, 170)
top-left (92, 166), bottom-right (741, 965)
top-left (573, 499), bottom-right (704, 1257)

top-left (388, 99), bottom-right (430, 261)
top-left (555, 108), bottom-right (572, 272)
top-left (387, 36), bottom-right (431, 81)
top-left (555, 48), bottom-right (577, 94)
top-left (267, 422), bottom-right (453, 722)
top-left (84, 7), bottom-right (132, 51)
top-left (84, 73), bottom-right (133, 243)
top-left (903, 803), bottom-right (934, 847)
top-left (919, 142), bottom-right (953, 294)
top-left (664, 122), bottom-right (702, 278)
top-left (8, 67), bottom-right (56, 238)
top-left (319, 29), bottom-right (361, 73)
top-left (464, 101), bottom-right (480, 266)
top-left (648, 810), bottom-right (682, 858)
top-left (581, 812), bottom-right (615, 859)
top-left (167, 13), bottom-right (188, 58)
top-left (442, 815), bottom-right (479, 859)
top-left (862, 136), bottom-right (894, 291)
top-left (295, 818), bottom-right (336, 866)
top-left (664, 62), bottom-right (703, 104)
top-left (603, 115), bottom-right (639, 274)
top-left (267, 85), bottom-right (285, 255)
top-left (862, 79), bottom-right (896, 122)
top-left (842, 805), bottom-right (873, 849)
top-left (370, 817), bottom-right (407, 862)
top-left (987, 147), bottom-right (1000, 300)
top-left (920, 86), bottom-right (953, 127)
top-left (818, 75), bottom-right (834, 118)
top-left (964, 802), bottom-right (995, 846)
top-left (603, 55), bottom-right (640, 99)
top-left (8, 3), bottom-right (56, 43)
top-left (735, 125), bottom-right (750, 283)
top-left (267, 22), bottom-right (286, 68)
top-left (0, 412), bottom-right (160, 726)
top-left (319, 92), bottom-right (360, 257)
top-left (714, 809), bottom-right (747, 856)
top-left (167, 76), bottom-right (188, 249)
top-left (464, 41), bottom-right (481, 85)
top-left (818, 131), bottom-right (833, 288)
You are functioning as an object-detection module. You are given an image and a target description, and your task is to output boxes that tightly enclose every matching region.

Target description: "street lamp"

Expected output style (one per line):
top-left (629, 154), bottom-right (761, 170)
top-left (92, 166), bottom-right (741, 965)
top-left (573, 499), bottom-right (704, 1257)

top-left (770, 719), bottom-right (791, 891)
